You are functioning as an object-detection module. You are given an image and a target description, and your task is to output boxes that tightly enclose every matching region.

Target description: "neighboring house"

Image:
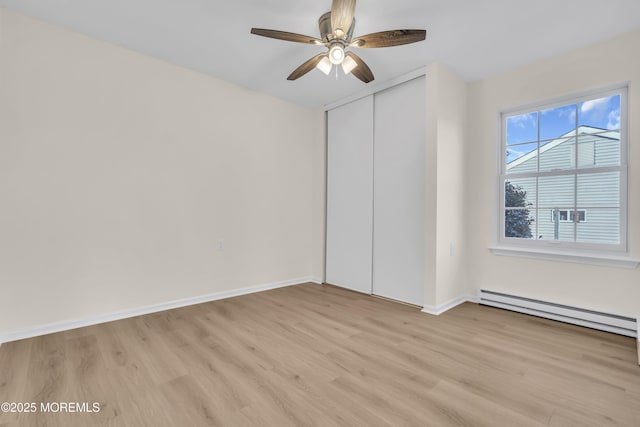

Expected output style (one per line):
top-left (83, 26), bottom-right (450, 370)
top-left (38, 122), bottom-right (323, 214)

top-left (507, 126), bottom-right (621, 243)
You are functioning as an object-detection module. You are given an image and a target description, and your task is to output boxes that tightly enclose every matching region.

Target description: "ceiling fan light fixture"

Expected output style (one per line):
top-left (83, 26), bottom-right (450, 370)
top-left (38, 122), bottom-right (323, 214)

top-left (250, 0), bottom-right (427, 83)
top-left (328, 44), bottom-right (345, 65)
top-left (316, 56), bottom-right (333, 75)
top-left (341, 54), bottom-right (357, 74)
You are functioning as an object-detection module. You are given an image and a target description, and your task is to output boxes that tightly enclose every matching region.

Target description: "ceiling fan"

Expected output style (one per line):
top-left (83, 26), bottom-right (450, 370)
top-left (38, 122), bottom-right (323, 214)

top-left (250, 0), bottom-right (426, 83)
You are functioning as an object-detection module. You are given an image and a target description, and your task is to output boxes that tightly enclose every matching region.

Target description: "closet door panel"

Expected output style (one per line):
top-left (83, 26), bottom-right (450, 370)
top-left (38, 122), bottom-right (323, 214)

top-left (326, 95), bottom-right (374, 294)
top-left (373, 77), bottom-right (426, 306)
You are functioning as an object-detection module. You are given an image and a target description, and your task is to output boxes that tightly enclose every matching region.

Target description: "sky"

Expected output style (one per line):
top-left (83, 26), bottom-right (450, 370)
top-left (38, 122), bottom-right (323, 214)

top-left (506, 95), bottom-right (621, 163)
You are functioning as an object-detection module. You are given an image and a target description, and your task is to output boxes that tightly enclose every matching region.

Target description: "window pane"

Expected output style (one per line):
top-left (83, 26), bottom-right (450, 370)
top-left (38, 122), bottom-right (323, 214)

top-left (505, 208), bottom-right (535, 239)
top-left (506, 112), bottom-right (538, 145)
top-left (505, 178), bottom-right (536, 208)
top-left (570, 210), bottom-right (586, 223)
top-left (506, 143), bottom-right (537, 172)
top-left (538, 175), bottom-right (574, 208)
top-left (575, 208), bottom-right (620, 244)
top-left (538, 210), bottom-right (575, 242)
top-left (577, 131), bottom-right (620, 168)
top-left (577, 171), bottom-right (620, 207)
top-left (540, 104), bottom-right (576, 140)
top-left (578, 94), bottom-right (621, 130)
top-left (539, 137), bottom-right (575, 172)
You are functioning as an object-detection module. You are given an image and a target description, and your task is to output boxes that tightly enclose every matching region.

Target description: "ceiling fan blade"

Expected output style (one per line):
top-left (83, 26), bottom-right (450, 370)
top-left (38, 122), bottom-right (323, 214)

top-left (345, 51), bottom-right (374, 83)
top-left (251, 28), bottom-right (324, 45)
top-left (331, 0), bottom-right (356, 39)
top-left (287, 53), bottom-right (329, 81)
top-left (350, 29), bottom-right (426, 48)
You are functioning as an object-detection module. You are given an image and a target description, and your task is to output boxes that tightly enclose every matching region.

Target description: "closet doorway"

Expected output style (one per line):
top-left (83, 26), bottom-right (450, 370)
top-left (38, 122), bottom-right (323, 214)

top-left (325, 76), bottom-right (425, 307)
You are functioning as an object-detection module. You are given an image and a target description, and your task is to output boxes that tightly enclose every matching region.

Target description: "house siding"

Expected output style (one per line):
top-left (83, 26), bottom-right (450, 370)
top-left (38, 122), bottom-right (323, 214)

top-left (506, 129), bottom-right (621, 243)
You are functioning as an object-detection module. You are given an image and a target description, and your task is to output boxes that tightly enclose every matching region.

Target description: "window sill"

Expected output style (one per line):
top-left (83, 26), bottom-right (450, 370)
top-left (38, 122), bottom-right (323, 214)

top-left (489, 246), bottom-right (639, 269)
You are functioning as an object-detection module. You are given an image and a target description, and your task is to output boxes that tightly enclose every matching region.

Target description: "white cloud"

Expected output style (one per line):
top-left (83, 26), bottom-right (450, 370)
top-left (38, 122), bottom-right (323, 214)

top-left (540, 105), bottom-right (576, 124)
top-left (580, 96), bottom-right (610, 114)
top-left (607, 109), bottom-right (620, 130)
top-left (509, 113), bottom-right (536, 129)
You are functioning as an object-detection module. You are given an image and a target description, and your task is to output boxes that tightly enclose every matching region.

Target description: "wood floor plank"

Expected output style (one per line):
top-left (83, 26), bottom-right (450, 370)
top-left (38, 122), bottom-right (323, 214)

top-left (549, 406), bottom-right (629, 427)
top-left (0, 339), bottom-right (32, 426)
top-left (118, 317), bottom-right (189, 385)
top-left (1, 283), bottom-right (638, 426)
top-left (425, 380), bottom-right (547, 427)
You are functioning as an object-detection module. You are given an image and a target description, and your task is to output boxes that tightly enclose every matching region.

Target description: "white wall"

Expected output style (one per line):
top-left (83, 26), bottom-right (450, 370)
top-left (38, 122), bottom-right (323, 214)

top-left (0, 8), bottom-right (325, 335)
top-left (424, 64), bottom-right (470, 308)
top-left (466, 30), bottom-right (640, 316)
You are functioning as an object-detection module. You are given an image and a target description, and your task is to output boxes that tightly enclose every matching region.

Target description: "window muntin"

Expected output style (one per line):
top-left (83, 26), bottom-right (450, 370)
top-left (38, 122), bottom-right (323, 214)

top-left (500, 88), bottom-right (627, 251)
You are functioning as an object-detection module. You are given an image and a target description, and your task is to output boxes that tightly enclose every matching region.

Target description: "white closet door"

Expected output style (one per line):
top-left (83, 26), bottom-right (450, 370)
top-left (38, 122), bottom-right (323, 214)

top-left (326, 95), bottom-right (374, 294)
top-left (373, 77), bottom-right (426, 306)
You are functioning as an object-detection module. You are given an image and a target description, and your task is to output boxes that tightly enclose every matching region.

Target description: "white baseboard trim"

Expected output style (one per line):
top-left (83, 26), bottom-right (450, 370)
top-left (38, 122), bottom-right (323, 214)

top-left (421, 294), bottom-right (479, 316)
top-left (0, 276), bottom-right (319, 344)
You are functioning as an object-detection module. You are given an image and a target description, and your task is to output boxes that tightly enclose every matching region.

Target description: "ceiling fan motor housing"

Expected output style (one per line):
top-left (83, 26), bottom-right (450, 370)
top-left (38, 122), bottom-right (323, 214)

top-left (319, 12), bottom-right (355, 43)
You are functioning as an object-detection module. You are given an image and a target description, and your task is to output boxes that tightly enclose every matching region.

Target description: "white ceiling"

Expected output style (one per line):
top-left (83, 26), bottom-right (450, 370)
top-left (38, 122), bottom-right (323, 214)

top-left (2, 0), bottom-right (640, 108)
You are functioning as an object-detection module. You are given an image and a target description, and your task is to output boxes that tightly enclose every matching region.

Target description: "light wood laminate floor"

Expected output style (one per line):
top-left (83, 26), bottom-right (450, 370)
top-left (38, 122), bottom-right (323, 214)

top-left (0, 283), bottom-right (638, 426)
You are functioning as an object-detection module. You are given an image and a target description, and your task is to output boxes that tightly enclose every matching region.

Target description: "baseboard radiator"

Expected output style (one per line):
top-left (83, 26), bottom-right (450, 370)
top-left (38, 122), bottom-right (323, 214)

top-left (479, 290), bottom-right (638, 338)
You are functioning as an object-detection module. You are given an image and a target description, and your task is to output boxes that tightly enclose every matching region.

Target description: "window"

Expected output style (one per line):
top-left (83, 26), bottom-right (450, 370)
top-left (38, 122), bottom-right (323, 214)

top-left (500, 87), bottom-right (627, 252)
top-left (550, 209), bottom-right (586, 223)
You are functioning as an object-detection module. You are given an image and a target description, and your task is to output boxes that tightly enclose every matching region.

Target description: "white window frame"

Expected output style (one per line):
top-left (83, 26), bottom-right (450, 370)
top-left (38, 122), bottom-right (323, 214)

top-left (495, 85), bottom-right (631, 262)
